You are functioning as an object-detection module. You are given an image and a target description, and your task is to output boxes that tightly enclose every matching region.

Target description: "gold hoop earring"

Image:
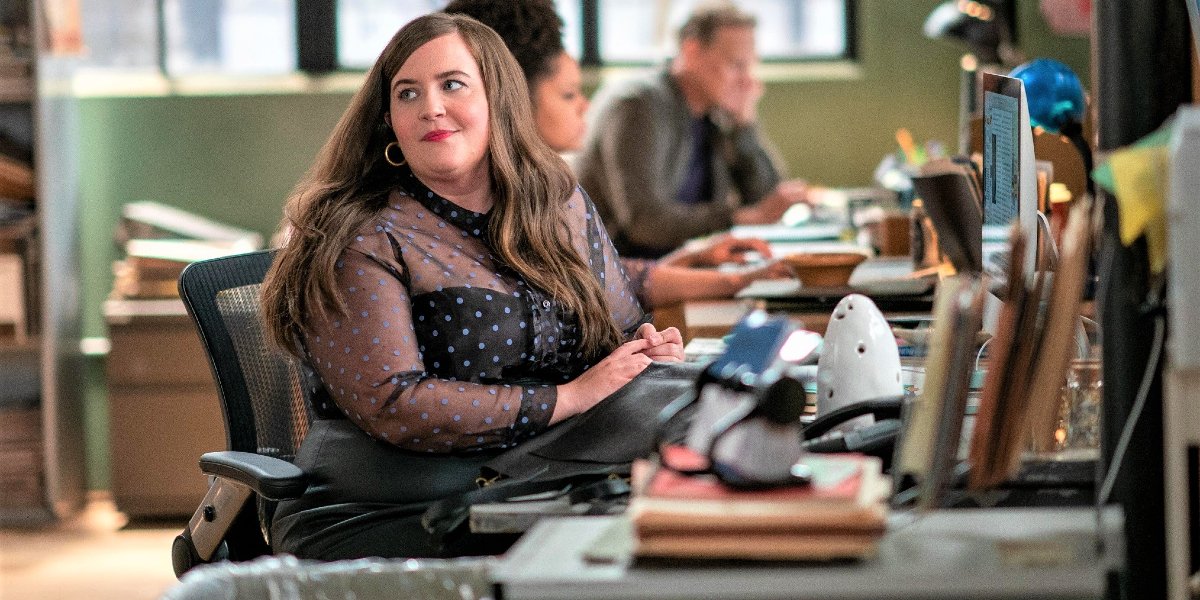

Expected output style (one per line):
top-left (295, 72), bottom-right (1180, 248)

top-left (384, 141), bottom-right (406, 167)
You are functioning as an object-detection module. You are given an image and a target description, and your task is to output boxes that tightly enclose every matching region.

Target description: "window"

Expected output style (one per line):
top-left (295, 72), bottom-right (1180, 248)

top-left (71, 0), bottom-right (852, 79)
top-left (332, 0), bottom-right (850, 70)
top-left (335, 0), bottom-right (444, 69)
top-left (164, 0), bottom-right (296, 75)
top-left (77, 0), bottom-right (158, 71)
top-left (334, 0), bottom-right (584, 70)
top-left (594, 0), bottom-right (851, 64)
top-left (77, 0), bottom-right (295, 76)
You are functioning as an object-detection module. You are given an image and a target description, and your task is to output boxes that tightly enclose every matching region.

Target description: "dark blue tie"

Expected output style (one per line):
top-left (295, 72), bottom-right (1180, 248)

top-left (677, 117), bottom-right (713, 205)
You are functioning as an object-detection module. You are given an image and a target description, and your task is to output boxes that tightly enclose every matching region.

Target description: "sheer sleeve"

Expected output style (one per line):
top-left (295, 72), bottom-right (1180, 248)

top-left (303, 244), bottom-right (555, 453)
top-left (619, 257), bottom-right (655, 309)
top-left (563, 186), bottom-right (650, 338)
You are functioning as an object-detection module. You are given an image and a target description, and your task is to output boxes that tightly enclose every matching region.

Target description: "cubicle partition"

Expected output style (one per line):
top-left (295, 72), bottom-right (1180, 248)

top-left (1093, 1), bottom-right (1195, 599)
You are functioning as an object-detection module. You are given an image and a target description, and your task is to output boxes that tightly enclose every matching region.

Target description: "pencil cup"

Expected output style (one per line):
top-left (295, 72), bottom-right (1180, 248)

top-left (1055, 359), bottom-right (1102, 451)
top-left (879, 211), bottom-right (911, 256)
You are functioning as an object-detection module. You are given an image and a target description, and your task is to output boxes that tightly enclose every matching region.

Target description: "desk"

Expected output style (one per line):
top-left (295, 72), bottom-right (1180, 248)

top-left (656, 257), bottom-right (930, 343)
top-left (104, 298), bottom-right (225, 517)
top-left (493, 507), bottom-right (1124, 600)
top-left (652, 298), bottom-right (754, 343)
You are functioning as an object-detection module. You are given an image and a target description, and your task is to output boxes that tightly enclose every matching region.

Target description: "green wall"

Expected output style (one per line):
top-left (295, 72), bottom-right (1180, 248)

top-left (77, 0), bottom-right (1090, 490)
top-left (76, 0), bottom-right (1090, 341)
top-left (756, 0), bottom-right (1091, 185)
top-left (78, 93), bottom-right (348, 337)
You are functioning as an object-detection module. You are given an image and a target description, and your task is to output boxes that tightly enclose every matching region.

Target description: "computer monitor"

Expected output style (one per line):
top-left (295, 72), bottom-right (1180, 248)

top-left (980, 71), bottom-right (1039, 282)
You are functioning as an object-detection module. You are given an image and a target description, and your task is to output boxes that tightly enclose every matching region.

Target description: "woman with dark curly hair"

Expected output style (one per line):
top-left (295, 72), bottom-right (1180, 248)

top-left (444, 0), bottom-right (794, 310)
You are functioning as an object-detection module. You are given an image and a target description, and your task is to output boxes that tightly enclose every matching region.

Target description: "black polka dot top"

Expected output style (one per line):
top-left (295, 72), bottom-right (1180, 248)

top-left (302, 174), bottom-right (648, 452)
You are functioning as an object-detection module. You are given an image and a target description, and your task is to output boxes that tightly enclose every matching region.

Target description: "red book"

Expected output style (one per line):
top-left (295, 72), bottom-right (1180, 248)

top-left (630, 446), bottom-right (888, 535)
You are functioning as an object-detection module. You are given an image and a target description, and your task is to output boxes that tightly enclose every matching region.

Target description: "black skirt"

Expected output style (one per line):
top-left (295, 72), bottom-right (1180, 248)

top-left (272, 361), bottom-right (705, 560)
top-left (270, 418), bottom-right (503, 560)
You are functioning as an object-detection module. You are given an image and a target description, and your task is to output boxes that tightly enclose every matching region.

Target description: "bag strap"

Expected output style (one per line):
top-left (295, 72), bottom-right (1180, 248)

top-left (421, 470), bottom-right (630, 541)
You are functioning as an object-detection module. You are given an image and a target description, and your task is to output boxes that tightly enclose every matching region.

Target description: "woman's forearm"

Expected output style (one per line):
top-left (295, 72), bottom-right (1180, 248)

top-left (640, 265), bottom-right (746, 309)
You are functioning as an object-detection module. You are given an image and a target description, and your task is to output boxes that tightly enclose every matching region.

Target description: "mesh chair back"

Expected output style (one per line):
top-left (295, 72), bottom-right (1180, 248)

top-left (178, 250), bottom-right (316, 460)
top-left (215, 285), bottom-right (313, 460)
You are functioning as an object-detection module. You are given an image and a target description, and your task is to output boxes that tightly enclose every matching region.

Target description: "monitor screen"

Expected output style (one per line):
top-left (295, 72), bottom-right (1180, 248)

top-left (980, 71), bottom-right (1038, 282)
top-left (983, 79), bottom-right (1021, 228)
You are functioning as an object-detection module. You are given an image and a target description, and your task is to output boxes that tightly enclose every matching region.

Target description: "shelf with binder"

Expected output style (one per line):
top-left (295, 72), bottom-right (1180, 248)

top-left (0, 1), bottom-right (86, 524)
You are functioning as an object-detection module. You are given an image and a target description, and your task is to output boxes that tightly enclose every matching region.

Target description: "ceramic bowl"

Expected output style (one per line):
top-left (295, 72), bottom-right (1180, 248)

top-left (780, 252), bottom-right (867, 287)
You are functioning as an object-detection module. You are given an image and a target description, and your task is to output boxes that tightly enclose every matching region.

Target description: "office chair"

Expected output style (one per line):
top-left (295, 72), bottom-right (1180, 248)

top-left (171, 249), bottom-right (317, 578)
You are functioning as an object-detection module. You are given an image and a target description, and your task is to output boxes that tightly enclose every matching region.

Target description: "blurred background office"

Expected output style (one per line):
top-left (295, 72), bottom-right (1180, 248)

top-left (0, 1), bottom-right (1103, 598)
top-left (11, 0), bottom-right (1092, 510)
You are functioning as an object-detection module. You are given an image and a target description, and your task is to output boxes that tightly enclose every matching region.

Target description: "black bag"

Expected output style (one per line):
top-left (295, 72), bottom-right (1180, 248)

top-left (421, 360), bottom-right (704, 544)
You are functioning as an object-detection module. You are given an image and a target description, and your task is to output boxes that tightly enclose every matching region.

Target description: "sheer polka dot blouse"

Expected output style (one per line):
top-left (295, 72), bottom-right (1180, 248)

top-left (302, 174), bottom-right (648, 452)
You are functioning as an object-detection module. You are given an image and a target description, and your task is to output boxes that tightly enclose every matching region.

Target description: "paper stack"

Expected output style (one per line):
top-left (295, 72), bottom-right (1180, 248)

top-left (111, 202), bottom-right (263, 299)
top-left (628, 446), bottom-right (889, 561)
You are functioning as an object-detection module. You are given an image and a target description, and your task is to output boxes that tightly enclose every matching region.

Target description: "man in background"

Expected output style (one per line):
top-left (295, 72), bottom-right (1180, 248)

top-left (576, 1), bottom-right (810, 259)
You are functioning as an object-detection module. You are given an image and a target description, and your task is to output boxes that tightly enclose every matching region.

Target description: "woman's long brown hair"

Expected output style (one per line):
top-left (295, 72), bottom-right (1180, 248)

top-left (262, 13), bottom-right (623, 360)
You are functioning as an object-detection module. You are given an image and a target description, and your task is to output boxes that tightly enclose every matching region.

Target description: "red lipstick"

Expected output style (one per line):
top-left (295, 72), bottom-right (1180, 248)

top-left (422, 130), bottom-right (453, 142)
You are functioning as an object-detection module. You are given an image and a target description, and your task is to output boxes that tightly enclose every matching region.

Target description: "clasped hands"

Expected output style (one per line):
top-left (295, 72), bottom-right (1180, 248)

top-left (552, 323), bottom-right (683, 423)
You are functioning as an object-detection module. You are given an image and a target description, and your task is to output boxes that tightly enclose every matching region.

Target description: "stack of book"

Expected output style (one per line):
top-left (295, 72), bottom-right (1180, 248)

top-left (628, 446), bottom-right (890, 561)
top-left (111, 202), bottom-right (263, 299)
top-left (112, 244), bottom-right (196, 299)
top-left (113, 238), bottom-right (262, 299)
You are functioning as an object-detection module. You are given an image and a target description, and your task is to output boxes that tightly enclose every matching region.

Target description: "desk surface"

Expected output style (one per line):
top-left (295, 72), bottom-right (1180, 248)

top-left (658, 257), bottom-right (930, 342)
top-left (493, 507), bottom-right (1124, 600)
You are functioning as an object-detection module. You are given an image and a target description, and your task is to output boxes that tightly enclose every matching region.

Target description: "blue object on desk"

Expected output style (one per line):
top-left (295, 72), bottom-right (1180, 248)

top-left (1009, 58), bottom-right (1086, 135)
top-left (704, 310), bottom-right (796, 382)
top-left (1009, 58), bottom-right (1095, 200)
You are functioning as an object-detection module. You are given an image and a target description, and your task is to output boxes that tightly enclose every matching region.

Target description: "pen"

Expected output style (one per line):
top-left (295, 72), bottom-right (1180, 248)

top-left (896, 128), bottom-right (919, 166)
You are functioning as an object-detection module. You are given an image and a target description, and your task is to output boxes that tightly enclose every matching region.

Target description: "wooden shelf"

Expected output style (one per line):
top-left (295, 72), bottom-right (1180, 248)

top-left (0, 1), bottom-right (87, 523)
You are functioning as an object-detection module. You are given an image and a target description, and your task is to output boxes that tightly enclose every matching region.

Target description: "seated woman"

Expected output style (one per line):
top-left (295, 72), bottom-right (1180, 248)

top-left (261, 12), bottom-right (682, 561)
top-left (443, 0), bottom-right (794, 310)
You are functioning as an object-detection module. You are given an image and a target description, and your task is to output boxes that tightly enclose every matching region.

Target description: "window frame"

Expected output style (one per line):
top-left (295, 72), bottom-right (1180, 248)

top-left (65, 0), bottom-right (859, 95)
top-left (298, 0), bottom-right (338, 73)
top-left (298, 0), bottom-right (857, 73)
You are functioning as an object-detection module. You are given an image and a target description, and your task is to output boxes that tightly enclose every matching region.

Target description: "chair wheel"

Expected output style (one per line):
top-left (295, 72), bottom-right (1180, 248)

top-left (172, 533), bottom-right (201, 578)
top-left (173, 532), bottom-right (230, 578)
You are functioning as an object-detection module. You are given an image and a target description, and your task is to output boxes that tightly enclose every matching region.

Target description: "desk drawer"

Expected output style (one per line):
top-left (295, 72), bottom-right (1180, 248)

top-left (109, 386), bottom-right (225, 517)
top-left (106, 320), bottom-right (213, 387)
top-left (0, 408), bottom-right (43, 510)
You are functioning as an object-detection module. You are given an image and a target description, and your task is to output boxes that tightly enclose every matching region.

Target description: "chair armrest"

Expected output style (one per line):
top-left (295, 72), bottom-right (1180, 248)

top-left (199, 451), bottom-right (308, 500)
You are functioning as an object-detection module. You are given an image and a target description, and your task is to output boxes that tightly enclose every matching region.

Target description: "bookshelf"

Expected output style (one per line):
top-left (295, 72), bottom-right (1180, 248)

top-left (0, 1), bottom-right (85, 523)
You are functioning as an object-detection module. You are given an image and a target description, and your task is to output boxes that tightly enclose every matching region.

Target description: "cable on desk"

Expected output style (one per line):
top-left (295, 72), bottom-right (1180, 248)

top-left (1093, 308), bottom-right (1164, 568)
top-left (1097, 312), bottom-right (1163, 506)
